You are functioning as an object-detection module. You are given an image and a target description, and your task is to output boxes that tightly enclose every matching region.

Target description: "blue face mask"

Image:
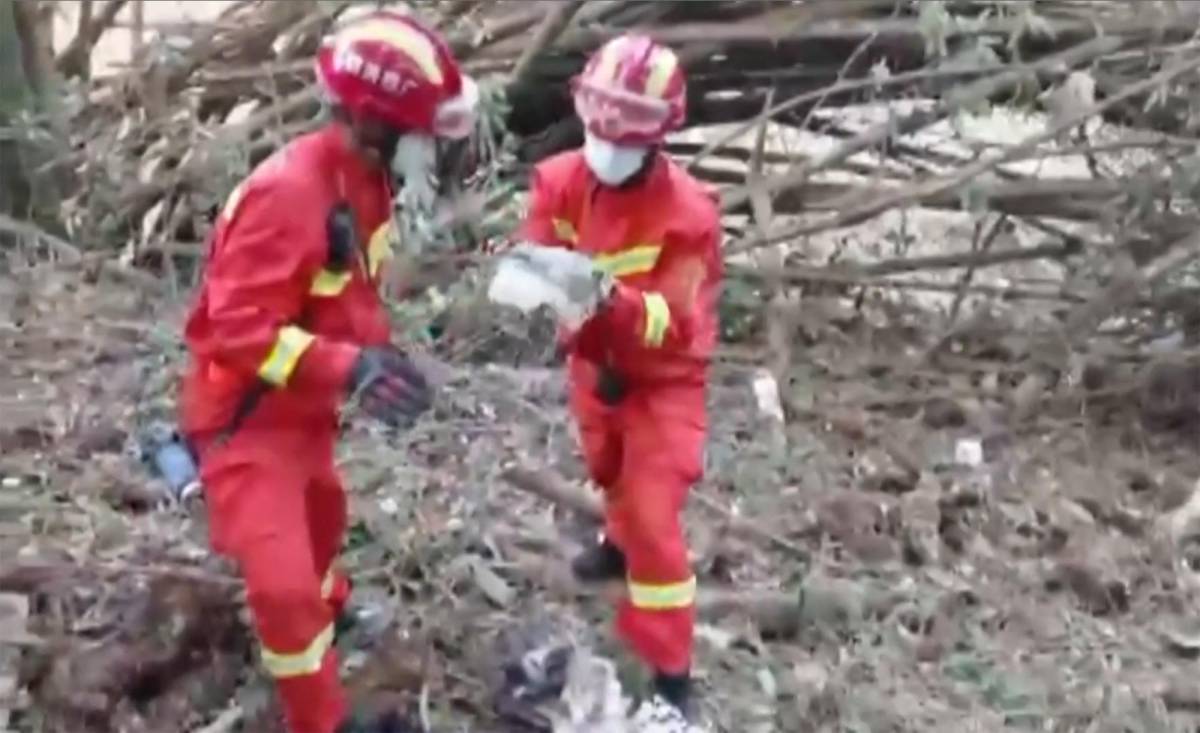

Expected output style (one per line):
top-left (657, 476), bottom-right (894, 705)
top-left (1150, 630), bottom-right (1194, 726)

top-left (583, 132), bottom-right (648, 186)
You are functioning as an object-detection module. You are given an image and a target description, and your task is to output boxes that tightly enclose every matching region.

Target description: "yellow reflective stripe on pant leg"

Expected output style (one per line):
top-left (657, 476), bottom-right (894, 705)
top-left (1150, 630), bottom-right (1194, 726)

top-left (260, 623), bottom-right (335, 678)
top-left (628, 576), bottom-right (696, 610)
top-left (257, 326), bottom-right (315, 386)
top-left (642, 292), bottom-right (670, 348)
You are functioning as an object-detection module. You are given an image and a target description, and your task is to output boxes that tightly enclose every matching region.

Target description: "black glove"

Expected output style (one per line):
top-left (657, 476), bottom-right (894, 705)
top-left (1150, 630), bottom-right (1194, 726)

top-left (347, 346), bottom-right (432, 426)
top-left (595, 365), bottom-right (626, 406)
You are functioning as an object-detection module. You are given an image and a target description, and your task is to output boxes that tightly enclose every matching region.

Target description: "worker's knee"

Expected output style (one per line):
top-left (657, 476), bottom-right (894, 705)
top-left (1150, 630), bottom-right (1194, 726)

top-left (575, 422), bottom-right (621, 489)
top-left (244, 575), bottom-right (322, 623)
top-left (236, 539), bottom-right (323, 622)
top-left (620, 510), bottom-right (689, 577)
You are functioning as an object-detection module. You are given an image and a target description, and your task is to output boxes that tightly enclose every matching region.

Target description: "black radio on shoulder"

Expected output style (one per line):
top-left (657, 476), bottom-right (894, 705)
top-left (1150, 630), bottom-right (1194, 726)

top-left (326, 201), bottom-right (358, 272)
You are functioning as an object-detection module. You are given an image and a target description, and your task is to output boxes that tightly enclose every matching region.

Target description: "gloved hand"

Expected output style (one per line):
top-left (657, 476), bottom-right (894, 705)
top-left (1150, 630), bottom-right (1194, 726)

top-left (346, 346), bottom-right (432, 427)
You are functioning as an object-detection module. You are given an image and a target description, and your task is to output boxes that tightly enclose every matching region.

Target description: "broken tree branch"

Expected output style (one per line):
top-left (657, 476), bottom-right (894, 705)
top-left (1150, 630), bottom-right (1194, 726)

top-left (500, 466), bottom-right (602, 520)
top-left (56, 0), bottom-right (131, 79)
top-left (720, 34), bottom-right (1126, 216)
top-left (0, 214), bottom-right (163, 292)
top-left (510, 0), bottom-right (584, 85)
top-left (500, 466), bottom-right (810, 561)
top-left (739, 47), bottom-right (1200, 250)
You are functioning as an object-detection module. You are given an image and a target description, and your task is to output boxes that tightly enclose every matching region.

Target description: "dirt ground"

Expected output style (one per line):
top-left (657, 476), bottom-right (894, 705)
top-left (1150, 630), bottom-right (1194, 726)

top-left (3, 240), bottom-right (1200, 731)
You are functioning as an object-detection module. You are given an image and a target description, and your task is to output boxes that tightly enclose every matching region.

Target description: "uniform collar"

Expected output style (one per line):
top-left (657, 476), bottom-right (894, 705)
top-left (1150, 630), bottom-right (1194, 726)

top-left (314, 124), bottom-right (388, 196)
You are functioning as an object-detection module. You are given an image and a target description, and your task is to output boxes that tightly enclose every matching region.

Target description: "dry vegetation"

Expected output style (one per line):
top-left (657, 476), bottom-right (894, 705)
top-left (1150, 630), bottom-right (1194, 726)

top-left (4, 1), bottom-right (1200, 731)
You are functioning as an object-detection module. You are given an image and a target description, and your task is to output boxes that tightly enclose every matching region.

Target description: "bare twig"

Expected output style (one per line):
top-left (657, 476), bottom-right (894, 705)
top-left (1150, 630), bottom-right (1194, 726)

top-left (510, 1), bottom-right (585, 84)
top-left (925, 213), bottom-right (1011, 360)
top-left (192, 705), bottom-right (243, 733)
top-left (499, 467), bottom-right (603, 520)
top-left (1063, 228), bottom-right (1200, 341)
top-left (737, 47), bottom-right (1200, 251)
top-left (0, 214), bottom-right (164, 292)
top-left (56, 0), bottom-right (131, 79)
top-left (727, 263), bottom-right (1087, 303)
top-left (500, 466), bottom-right (810, 561)
top-left (0, 560), bottom-right (238, 594)
top-left (862, 240), bottom-right (1074, 277)
top-left (721, 35), bottom-right (1124, 212)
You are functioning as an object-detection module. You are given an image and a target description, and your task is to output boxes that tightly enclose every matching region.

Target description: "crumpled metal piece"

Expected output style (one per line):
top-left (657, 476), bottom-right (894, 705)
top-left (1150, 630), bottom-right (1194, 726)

top-left (490, 616), bottom-right (578, 731)
top-left (488, 243), bottom-right (613, 328)
top-left (494, 643), bottom-right (574, 731)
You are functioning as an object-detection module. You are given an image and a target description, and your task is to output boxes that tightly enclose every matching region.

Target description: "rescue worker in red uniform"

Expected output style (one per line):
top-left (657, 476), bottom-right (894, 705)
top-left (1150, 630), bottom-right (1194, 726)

top-left (179, 11), bottom-right (478, 733)
top-left (516, 35), bottom-right (722, 733)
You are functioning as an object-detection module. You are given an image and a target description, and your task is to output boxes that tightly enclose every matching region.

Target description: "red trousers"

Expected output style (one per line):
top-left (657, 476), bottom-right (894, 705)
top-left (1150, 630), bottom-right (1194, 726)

top-left (196, 427), bottom-right (350, 733)
top-left (569, 363), bottom-right (705, 675)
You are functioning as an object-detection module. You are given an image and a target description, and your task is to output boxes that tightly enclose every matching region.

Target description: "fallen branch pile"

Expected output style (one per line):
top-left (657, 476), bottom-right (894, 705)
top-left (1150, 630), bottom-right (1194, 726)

top-left (7, 2), bottom-right (1185, 360)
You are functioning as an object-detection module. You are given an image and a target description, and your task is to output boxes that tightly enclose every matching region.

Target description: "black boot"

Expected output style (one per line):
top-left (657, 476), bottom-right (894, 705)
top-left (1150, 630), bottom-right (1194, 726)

top-left (654, 672), bottom-right (692, 714)
top-left (336, 709), bottom-right (417, 733)
top-left (570, 537), bottom-right (627, 583)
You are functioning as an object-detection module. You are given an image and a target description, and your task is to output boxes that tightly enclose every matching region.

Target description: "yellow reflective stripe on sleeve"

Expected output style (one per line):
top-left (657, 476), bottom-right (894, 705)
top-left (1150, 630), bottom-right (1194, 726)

top-left (309, 269), bottom-right (352, 296)
top-left (260, 623), bottom-right (335, 678)
top-left (367, 221), bottom-right (395, 278)
top-left (368, 227), bottom-right (394, 276)
top-left (628, 576), bottom-right (697, 610)
top-left (319, 567), bottom-right (337, 600)
top-left (642, 292), bottom-right (670, 348)
top-left (257, 326), bottom-right (315, 386)
top-left (552, 218), bottom-right (578, 244)
top-left (593, 244), bottom-right (662, 278)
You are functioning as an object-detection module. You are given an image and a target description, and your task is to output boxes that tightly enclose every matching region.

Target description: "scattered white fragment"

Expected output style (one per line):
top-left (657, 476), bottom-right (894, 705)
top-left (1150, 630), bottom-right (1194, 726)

top-left (751, 368), bottom-right (785, 423)
top-left (954, 438), bottom-right (984, 467)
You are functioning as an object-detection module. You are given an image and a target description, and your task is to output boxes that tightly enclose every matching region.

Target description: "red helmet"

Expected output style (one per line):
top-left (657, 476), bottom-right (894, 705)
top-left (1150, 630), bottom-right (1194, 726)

top-left (572, 34), bottom-right (686, 146)
top-left (315, 10), bottom-right (477, 139)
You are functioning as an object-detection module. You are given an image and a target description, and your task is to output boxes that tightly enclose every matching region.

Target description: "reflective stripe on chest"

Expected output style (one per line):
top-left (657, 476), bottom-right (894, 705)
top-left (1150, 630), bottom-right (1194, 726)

top-left (552, 217), bottom-right (662, 278)
top-left (593, 244), bottom-right (661, 278)
top-left (307, 220), bottom-right (395, 297)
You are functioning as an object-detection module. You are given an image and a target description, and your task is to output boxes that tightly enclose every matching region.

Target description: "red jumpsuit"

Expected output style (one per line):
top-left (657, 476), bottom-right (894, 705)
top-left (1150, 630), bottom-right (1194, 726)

top-left (181, 126), bottom-right (395, 733)
top-left (520, 151), bottom-right (723, 675)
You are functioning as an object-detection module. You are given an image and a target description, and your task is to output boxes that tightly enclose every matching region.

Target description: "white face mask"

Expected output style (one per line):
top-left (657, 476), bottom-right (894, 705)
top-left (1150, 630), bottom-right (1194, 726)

top-left (583, 132), bottom-right (648, 186)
